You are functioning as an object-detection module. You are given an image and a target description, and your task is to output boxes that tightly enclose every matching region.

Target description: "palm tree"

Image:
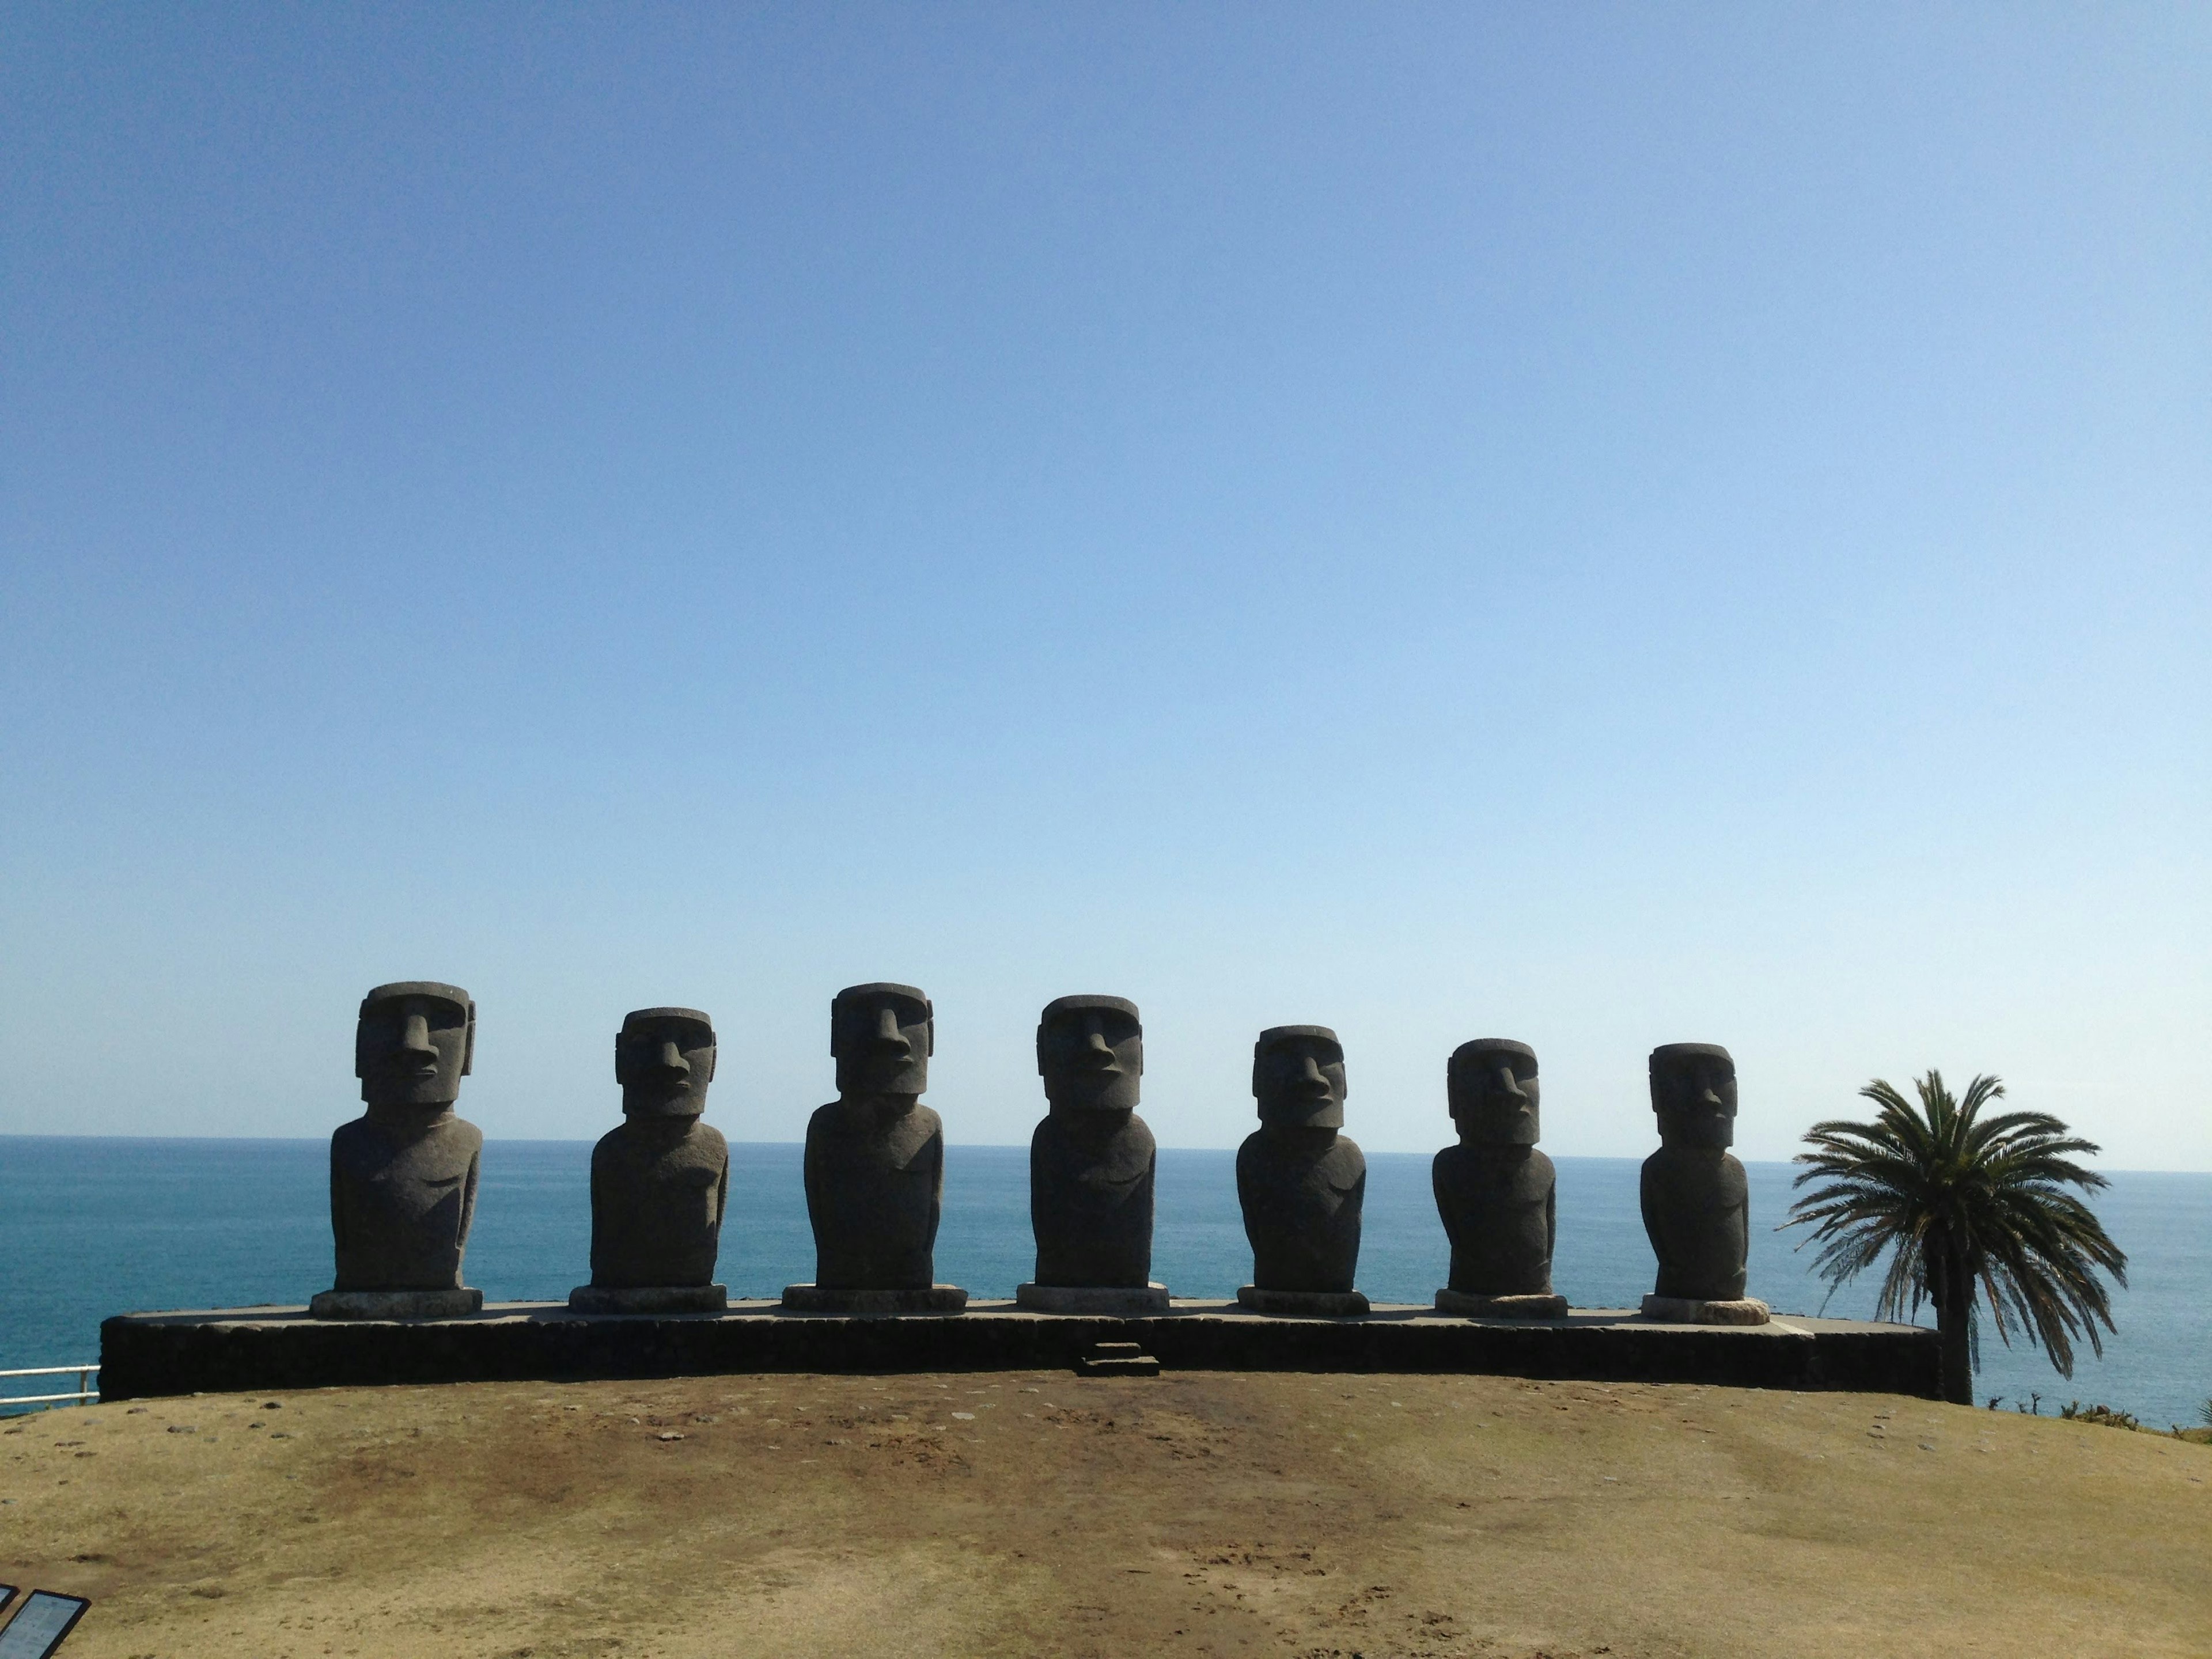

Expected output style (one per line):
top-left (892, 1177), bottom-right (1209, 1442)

top-left (1786, 1070), bottom-right (2126, 1405)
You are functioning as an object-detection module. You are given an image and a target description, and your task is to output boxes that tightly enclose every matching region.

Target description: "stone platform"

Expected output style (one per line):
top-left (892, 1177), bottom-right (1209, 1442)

top-left (100, 1300), bottom-right (1939, 1400)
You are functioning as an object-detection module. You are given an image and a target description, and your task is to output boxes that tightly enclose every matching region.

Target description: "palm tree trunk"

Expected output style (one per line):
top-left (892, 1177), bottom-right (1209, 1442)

top-left (1932, 1237), bottom-right (1973, 1404)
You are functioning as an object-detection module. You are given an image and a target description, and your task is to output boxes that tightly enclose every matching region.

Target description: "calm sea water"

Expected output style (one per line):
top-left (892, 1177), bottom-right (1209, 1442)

top-left (3, 1137), bottom-right (2205, 1426)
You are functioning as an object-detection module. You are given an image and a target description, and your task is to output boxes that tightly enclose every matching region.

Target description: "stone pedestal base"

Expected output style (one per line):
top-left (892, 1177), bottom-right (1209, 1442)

top-left (1237, 1286), bottom-right (1369, 1317)
top-left (779, 1283), bottom-right (967, 1315)
top-left (309, 1287), bottom-right (484, 1321)
top-left (1434, 1289), bottom-right (1570, 1320)
top-left (1640, 1294), bottom-right (1771, 1326)
top-left (567, 1284), bottom-right (728, 1315)
top-left (1015, 1282), bottom-right (1171, 1314)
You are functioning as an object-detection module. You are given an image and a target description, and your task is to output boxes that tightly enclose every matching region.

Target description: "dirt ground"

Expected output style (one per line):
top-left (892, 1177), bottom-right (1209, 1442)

top-left (2, 1369), bottom-right (2207, 1659)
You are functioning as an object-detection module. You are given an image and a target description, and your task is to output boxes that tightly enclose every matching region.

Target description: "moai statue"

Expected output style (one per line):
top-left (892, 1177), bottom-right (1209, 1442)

top-left (1639, 1043), bottom-right (1768, 1324)
top-left (1236, 1025), bottom-right (1369, 1317)
top-left (1017, 995), bottom-right (1169, 1313)
top-left (569, 1008), bottom-right (731, 1314)
top-left (1431, 1039), bottom-right (1567, 1318)
top-left (782, 983), bottom-right (965, 1313)
top-left (312, 981), bottom-right (485, 1319)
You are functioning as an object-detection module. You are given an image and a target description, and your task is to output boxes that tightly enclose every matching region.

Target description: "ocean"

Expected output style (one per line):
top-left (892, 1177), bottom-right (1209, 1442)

top-left (3, 1137), bottom-right (2205, 1426)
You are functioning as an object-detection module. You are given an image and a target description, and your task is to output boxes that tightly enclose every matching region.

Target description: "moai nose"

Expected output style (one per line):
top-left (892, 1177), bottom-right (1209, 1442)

top-left (1493, 1064), bottom-right (1527, 1102)
top-left (656, 1039), bottom-right (690, 1077)
top-left (1301, 1055), bottom-right (1330, 1089)
top-left (1698, 1086), bottom-right (1726, 1109)
top-left (872, 1006), bottom-right (908, 1050)
top-left (400, 1012), bottom-right (435, 1057)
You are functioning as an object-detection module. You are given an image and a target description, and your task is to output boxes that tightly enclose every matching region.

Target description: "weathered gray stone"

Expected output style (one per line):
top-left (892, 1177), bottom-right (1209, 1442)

top-left (1237, 1286), bottom-right (1370, 1317)
top-left (1640, 1294), bottom-right (1770, 1325)
top-left (1641, 1043), bottom-right (1753, 1305)
top-left (1433, 1289), bottom-right (1568, 1319)
top-left (565, 1284), bottom-right (728, 1315)
top-left (1433, 1039), bottom-right (1562, 1311)
top-left (306, 1287), bottom-right (483, 1320)
top-left (570, 1007), bottom-right (730, 1309)
top-left (785, 983), bottom-right (960, 1308)
top-left (781, 1284), bottom-right (968, 1314)
top-left (319, 981), bottom-right (484, 1319)
top-left (1237, 1027), bottom-right (1365, 1301)
top-left (1027, 995), bottom-right (1161, 1294)
top-left (1014, 1282), bottom-right (1171, 1313)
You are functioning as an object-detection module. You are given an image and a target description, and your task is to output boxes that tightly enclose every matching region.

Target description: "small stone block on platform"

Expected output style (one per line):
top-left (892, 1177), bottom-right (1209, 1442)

top-left (1015, 1282), bottom-right (1172, 1314)
top-left (566, 1284), bottom-right (729, 1315)
top-left (1639, 1294), bottom-right (1771, 1326)
top-left (308, 1287), bottom-right (484, 1321)
top-left (779, 1283), bottom-right (968, 1315)
top-left (1236, 1286), bottom-right (1369, 1317)
top-left (1076, 1342), bottom-right (1160, 1377)
top-left (1434, 1290), bottom-right (1570, 1320)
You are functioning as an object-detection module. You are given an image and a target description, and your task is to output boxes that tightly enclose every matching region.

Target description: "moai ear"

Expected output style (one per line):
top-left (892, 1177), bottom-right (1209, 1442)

top-left (461, 1004), bottom-right (476, 1077)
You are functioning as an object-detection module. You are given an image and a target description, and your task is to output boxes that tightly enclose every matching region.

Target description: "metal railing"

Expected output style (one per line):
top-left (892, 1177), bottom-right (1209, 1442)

top-left (0, 1365), bottom-right (99, 1412)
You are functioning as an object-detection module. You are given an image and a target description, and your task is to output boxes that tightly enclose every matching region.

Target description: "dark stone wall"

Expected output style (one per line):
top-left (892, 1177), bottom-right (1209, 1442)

top-left (101, 1304), bottom-right (1940, 1402)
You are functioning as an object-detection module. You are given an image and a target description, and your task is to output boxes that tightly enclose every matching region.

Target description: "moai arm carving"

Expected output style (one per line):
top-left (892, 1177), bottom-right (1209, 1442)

top-left (457, 1147), bottom-right (480, 1256)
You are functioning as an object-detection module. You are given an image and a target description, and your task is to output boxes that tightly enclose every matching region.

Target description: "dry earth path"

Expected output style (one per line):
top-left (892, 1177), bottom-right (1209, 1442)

top-left (3, 1370), bottom-right (2206, 1658)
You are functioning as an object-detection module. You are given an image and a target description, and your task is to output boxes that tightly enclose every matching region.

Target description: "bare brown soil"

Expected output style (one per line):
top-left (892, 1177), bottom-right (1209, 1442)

top-left (3, 1370), bottom-right (2207, 1658)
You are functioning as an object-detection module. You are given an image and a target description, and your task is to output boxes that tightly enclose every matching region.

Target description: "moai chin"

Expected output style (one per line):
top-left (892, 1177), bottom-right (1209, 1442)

top-left (1638, 1043), bottom-right (1768, 1324)
top-left (312, 980), bottom-right (486, 1320)
top-left (782, 983), bottom-right (965, 1313)
top-left (1236, 1025), bottom-right (1368, 1316)
top-left (1431, 1039), bottom-right (1566, 1319)
top-left (569, 1007), bottom-right (732, 1314)
top-left (1016, 994), bottom-right (1168, 1313)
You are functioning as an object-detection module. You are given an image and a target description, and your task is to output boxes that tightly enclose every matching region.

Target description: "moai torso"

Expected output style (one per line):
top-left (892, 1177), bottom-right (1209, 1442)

top-left (331, 981), bottom-right (483, 1292)
top-left (1239, 1126), bottom-right (1364, 1293)
top-left (331, 1113), bottom-right (482, 1291)
top-left (589, 1007), bottom-right (729, 1289)
top-left (1031, 1108), bottom-right (1157, 1286)
top-left (592, 1118), bottom-right (729, 1287)
top-left (1434, 1143), bottom-right (1556, 1296)
top-left (1640, 1146), bottom-right (1749, 1301)
top-left (1029, 994), bottom-right (1157, 1287)
top-left (804, 1097), bottom-right (944, 1289)
top-left (1641, 1043), bottom-right (1749, 1302)
top-left (1432, 1039), bottom-right (1556, 1297)
top-left (802, 983), bottom-right (945, 1291)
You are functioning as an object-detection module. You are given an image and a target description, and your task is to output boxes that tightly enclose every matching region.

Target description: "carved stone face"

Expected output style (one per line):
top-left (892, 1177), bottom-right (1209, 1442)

top-left (1252, 1026), bottom-right (1346, 1128)
top-left (1650, 1043), bottom-right (1737, 1149)
top-left (831, 982), bottom-right (933, 1097)
top-left (1037, 995), bottom-right (1143, 1111)
top-left (616, 1007), bottom-right (717, 1118)
top-left (1448, 1039), bottom-right (1540, 1145)
top-left (355, 981), bottom-right (474, 1109)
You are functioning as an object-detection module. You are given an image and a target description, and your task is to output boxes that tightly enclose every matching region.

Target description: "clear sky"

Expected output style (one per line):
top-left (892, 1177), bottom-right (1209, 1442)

top-left (2, 5), bottom-right (2206, 1165)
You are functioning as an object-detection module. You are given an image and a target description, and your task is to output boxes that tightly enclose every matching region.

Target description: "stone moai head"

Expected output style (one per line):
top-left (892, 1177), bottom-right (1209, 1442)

top-left (1448, 1039), bottom-right (1540, 1145)
top-left (355, 982), bottom-right (475, 1109)
top-left (616, 1007), bottom-right (717, 1118)
top-left (1253, 1026), bottom-right (1346, 1128)
top-left (1037, 994), bottom-right (1143, 1112)
top-left (1650, 1043), bottom-right (1737, 1149)
top-left (831, 982), bottom-right (932, 1097)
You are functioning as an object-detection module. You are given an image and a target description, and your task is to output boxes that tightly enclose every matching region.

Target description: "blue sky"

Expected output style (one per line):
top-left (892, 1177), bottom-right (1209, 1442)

top-left (3, 5), bottom-right (2206, 1164)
